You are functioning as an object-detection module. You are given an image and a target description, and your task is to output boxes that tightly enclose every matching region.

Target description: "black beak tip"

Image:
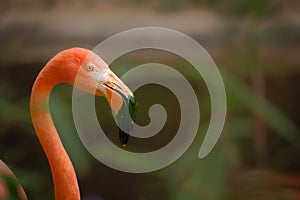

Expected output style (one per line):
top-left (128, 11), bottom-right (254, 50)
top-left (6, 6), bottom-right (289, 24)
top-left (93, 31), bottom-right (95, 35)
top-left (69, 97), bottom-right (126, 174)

top-left (119, 129), bottom-right (130, 146)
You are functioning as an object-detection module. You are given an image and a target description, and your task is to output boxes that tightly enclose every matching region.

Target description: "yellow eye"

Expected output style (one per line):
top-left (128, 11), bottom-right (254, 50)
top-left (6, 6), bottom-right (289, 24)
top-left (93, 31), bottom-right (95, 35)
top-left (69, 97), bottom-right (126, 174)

top-left (86, 64), bottom-right (94, 72)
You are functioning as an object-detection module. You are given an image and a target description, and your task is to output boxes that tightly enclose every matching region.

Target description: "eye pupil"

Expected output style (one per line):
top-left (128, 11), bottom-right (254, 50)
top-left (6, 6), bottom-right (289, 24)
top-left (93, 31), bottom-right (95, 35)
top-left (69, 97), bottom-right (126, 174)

top-left (86, 64), bottom-right (94, 72)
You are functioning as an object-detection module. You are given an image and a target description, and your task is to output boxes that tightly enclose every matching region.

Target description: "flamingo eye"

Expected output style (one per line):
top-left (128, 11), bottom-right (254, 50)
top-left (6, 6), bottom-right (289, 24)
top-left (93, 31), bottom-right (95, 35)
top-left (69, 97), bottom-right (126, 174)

top-left (85, 64), bottom-right (95, 72)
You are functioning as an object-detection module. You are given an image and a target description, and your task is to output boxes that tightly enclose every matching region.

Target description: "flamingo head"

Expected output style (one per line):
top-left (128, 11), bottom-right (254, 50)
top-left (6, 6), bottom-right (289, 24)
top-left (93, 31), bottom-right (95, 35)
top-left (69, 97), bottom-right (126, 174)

top-left (55, 48), bottom-right (137, 145)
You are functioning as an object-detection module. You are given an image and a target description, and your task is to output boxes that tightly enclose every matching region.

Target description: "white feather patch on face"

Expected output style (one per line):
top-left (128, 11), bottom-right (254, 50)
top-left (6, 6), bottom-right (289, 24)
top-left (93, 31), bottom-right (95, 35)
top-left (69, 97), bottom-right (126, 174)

top-left (88, 67), bottom-right (112, 94)
top-left (91, 69), bottom-right (110, 83)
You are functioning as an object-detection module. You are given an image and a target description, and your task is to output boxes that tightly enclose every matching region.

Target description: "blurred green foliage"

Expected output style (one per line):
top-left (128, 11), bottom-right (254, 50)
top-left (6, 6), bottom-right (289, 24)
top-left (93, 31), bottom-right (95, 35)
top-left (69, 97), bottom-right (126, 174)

top-left (1, 0), bottom-right (300, 199)
top-left (0, 62), bottom-right (299, 200)
top-left (1, 59), bottom-right (299, 199)
top-left (133, 0), bottom-right (282, 17)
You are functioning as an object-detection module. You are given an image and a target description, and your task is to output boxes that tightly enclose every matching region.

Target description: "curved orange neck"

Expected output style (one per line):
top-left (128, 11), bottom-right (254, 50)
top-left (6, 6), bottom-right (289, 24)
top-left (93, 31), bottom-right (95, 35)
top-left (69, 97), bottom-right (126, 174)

top-left (30, 65), bottom-right (80, 200)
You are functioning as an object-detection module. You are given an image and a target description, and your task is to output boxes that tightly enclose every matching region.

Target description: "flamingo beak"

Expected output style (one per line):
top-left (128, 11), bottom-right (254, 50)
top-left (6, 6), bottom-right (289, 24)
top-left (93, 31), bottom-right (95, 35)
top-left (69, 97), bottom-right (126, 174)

top-left (97, 70), bottom-right (137, 146)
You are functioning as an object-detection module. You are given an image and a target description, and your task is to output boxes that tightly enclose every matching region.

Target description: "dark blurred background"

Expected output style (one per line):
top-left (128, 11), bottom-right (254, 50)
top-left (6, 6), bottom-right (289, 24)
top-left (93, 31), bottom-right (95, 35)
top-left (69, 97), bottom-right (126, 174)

top-left (1, 0), bottom-right (300, 199)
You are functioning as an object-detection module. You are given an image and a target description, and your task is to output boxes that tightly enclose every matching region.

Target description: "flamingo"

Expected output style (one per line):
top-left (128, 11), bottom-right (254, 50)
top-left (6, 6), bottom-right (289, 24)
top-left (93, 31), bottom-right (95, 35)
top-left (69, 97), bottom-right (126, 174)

top-left (0, 160), bottom-right (27, 200)
top-left (0, 47), bottom-right (136, 200)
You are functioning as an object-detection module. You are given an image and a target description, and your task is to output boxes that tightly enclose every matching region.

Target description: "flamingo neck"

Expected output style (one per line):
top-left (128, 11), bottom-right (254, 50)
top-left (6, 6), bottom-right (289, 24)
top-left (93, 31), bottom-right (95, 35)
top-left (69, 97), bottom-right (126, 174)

top-left (30, 68), bottom-right (80, 200)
